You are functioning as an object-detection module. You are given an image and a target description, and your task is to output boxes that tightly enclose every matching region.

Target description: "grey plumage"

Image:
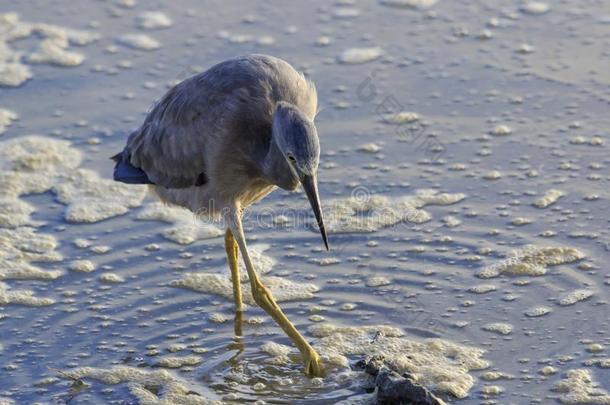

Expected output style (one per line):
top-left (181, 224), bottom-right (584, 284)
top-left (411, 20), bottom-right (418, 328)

top-left (115, 54), bottom-right (320, 217)
top-left (113, 54), bottom-right (328, 375)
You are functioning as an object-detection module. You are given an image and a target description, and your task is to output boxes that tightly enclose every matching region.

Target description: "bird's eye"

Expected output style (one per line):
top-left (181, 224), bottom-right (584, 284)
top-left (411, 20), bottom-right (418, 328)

top-left (287, 154), bottom-right (296, 162)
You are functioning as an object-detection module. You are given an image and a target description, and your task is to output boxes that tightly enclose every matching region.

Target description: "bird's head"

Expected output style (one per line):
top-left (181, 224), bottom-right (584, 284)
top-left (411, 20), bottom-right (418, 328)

top-left (268, 101), bottom-right (328, 250)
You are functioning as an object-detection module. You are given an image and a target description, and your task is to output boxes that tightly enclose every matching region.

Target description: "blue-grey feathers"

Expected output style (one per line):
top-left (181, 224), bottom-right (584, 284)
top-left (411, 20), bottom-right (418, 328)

top-left (112, 153), bottom-right (153, 184)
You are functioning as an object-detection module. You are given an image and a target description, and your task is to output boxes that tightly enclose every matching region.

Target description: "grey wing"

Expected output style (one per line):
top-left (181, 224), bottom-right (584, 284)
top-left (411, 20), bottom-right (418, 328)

top-left (120, 54), bottom-right (310, 189)
top-left (124, 78), bottom-right (219, 188)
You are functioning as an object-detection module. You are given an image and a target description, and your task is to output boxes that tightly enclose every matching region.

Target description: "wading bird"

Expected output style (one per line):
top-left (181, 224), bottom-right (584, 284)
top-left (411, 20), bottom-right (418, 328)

top-left (112, 54), bottom-right (328, 376)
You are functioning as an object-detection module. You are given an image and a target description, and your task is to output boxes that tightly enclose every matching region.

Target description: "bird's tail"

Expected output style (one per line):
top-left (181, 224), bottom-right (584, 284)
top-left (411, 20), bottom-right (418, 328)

top-left (111, 151), bottom-right (153, 185)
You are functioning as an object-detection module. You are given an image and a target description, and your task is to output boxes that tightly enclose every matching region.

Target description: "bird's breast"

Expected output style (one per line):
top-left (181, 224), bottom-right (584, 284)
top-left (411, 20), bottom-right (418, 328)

top-left (237, 182), bottom-right (276, 208)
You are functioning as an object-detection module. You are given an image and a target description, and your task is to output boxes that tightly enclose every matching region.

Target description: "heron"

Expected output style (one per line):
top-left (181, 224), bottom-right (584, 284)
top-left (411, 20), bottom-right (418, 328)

top-left (112, 54), bottom-right (328, 376)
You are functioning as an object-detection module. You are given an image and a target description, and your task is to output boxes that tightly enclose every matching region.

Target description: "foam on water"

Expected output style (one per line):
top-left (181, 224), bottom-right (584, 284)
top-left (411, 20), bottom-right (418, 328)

top-left (490, 125), bottom-right (512, 136)
top-left (0, 227), bottom-right (62, 281)
top-left (54, 169), bottom-right (147, 223)
top-left (262, 341), bottom-right (292, 357)
top-left (169, 243), bottom-right (317, 304)
top-left (481, 371), bottom-right (514, 381)
top-left (553, 369), bottom-right (610, 404)
top-left (156, 355), bottom-right (202, 369)
top-left (136, 202), bottom-right (223, 245)
top-left (0, 135), bottom-right (145, 224)
top-left (136, 11), bottom-right (173, 30)
top-left (483, 170), bottom-right (502, 180)
top-left (558, 289), bottom-right (594, 306)
top-left (0, 136), bottom-right (146, 308)
top-left (533, 189), bottom-right (565, 208)
top-left (0, 12), bottom-right (98, 86)
top-left (357, 143), bottom-right (382, 154)
top-left (468, 284), bottom-right (497, 294)
top-left (99, 272), bottom-right (125, 283)
top-left (521, 2), bottom-right (550, 15)
top-left (61, 366), bottom-right (221, 404)
top-left (170, 273), bottom-right (319, 304)
top-left (511, 217), bottom-right (532, 226)
top-left (0, 198), bottom-right (36, 228)
top-left (382, 111), bottom-right (419, 124)
top-left (26, 38), bottom-right (85, 66)
top-left (0, 136), bottom-right (81, 197)
top-left (0, 109), bottom-right (17, 134)
top-left (337, 47), bottom-right (383, 64)
top-left (365, 276), bottom-right (392, 287)
top-left (0, 282), bottom-right (55, 306)
top-left (309, 324), bottom-right (489, 399)
top-left (208, 312), bottom-right (228, 323)
top-left (322, 189), bottom-right (465, 234)
top-left (117, 34), bottom-right (160, 50)
top-left (477, 246), bottom-right (585, 278)
top-left (68, 259), bottom-right (96, 273)
top-left (482, 322), bottom-right (513, 335)
top-left (524, 305), bottom-right (552, 317)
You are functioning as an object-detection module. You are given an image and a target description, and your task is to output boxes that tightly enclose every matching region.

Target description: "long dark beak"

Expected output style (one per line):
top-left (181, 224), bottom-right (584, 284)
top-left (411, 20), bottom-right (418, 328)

top-left (301, 174), bottom-right (329, 251)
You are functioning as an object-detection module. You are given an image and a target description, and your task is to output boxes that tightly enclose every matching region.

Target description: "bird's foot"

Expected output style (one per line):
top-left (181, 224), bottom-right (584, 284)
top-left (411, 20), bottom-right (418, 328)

top-left (303, 347), bottom-right (324, 377)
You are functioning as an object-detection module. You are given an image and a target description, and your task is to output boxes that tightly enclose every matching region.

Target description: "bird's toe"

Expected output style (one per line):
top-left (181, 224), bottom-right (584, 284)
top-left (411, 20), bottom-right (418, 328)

top-left (303, 349), bottom-right (324, 378)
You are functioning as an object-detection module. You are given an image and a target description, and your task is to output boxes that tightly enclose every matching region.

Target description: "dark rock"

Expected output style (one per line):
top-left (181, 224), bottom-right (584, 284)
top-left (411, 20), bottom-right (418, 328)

top-left (354, 355), bottom-right (448, 405)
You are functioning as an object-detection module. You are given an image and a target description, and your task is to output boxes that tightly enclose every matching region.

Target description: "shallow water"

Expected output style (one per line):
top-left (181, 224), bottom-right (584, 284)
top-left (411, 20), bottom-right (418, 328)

top-left (1, 0), bottom-right (609, 403)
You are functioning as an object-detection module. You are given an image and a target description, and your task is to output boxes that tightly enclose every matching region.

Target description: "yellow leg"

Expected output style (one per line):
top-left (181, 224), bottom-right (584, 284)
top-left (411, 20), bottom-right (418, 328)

top-left (227, 211), bottom-right (324, 377)
top-left (225, 229), bottom-right (243, 311)
top-left (225, 229), bottom-right (244, 336)
top-left (249, 275), bottom-right (323, 376)
top-left (233, 309), bottom-right (243, 337)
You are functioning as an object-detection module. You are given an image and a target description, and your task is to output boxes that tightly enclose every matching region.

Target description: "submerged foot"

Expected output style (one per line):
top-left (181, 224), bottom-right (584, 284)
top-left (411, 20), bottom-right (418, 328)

top-left (303, 348), bottom-right (324, 377)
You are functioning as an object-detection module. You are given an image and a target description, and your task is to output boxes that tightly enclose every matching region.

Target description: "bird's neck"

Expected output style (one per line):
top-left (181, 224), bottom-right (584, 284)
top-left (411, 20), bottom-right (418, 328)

top-left (259, 138), bottom-right (298, 190)
top-left (260, 138), bottom-right (282, 178)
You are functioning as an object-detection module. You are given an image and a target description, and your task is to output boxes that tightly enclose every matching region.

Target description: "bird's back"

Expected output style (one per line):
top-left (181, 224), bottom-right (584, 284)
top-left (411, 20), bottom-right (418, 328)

top-left (114, 54), bottom-right (317, 192)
